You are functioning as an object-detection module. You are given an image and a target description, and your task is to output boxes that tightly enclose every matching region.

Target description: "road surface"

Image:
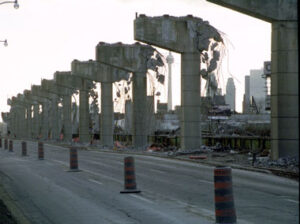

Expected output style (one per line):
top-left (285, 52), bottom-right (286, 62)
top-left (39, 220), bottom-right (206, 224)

top-left (0, 140), bottom-right (298, 224)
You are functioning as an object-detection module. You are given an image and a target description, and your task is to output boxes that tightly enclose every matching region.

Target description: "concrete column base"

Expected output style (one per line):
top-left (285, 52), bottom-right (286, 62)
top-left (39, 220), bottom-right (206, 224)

top-left (63, 95), bottom-right (72, 142)
top-left (101, 82), bottom-right (113, 148)
top-left (79, 81), bottom-right (90, 143)
top-left (132, 72), bottom-right (147, 150)
top-left (271, 21), bottom-right (298, 159)
top-left (180, 52), bottom-right (201, 150)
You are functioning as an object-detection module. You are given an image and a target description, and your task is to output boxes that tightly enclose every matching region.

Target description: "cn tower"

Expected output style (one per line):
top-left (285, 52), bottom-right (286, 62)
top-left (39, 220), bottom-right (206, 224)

top-left (166, 51), bottom-right (174, 111)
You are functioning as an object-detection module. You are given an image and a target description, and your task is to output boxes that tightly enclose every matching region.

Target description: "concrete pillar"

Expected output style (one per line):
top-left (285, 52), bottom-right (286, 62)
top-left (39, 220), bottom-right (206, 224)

top-left (26, 105), bottom-right (32, 139)
top-left (13, 108), bottom-right (17, 138)
top-left (33, 104), bottom-right (39, 139)
top-left (13, 109), bottom-right (17, 137)
top-left (79, 80), bottom-right (90, 143)
top-left (41, 102), bottom-right (49, 140)
top-left (14, 107), bottom-right (21, 138)
top-left (132, 73), bottom-right (147, 148)
top-left (71, 60), bottom-right (130, 147)
top-left (125, 100), bottom-right (132, 135)
top-left (101, 82), bottom-right (113, 147)
top-left (63, 95), bottom-right (72, 142)
top-left (146, 95), bottom-right (155, 136)
top-left (181, 52), bottom-right (201, 150)
top-left (50, 95), bottom-right (59, 141)
top-left (271, 21), bottom-right (298, 159)
top-left (134, 15), bottom-right (223, 150)
top-left (16, 106), bottom-right (26, 139)
top-left (96, 43), bottom-right (161, 150)
top-left (9, 108), bottom-right (15, 137)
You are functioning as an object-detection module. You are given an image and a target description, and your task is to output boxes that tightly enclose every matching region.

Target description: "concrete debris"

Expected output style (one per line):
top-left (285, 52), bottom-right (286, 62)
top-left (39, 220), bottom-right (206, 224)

top-left (189, 155), bottom-right (207, 160)
top-left (147, 143), bottom-right (162, 152)
top-left (174, 147), bottom-right (212, 156)
top-left (253, 156), bottom-right (299, 172)
top-left (113, 141), bottom-right (125, 149)
top-left (157, 74), bottom-right (165, 84)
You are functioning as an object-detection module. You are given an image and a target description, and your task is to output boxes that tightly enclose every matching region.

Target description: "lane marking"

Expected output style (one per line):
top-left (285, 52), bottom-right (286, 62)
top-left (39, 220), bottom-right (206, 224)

top-left (129, 194), bottom-right (154, 204)
top-left (198, 179), bottom-right (213, 184)
top-left (84, 160), bottom-right (121, 169)
top-left (285, 199), bottom-right (299, 204)
top-left (150, 169), bottom-right (166, 174)
top-left (88, 178), bottom-right (103, 185)
top-left (51, 159), bottom-right (68, 166)
top-left (82, 169), bottom-right (122, 184)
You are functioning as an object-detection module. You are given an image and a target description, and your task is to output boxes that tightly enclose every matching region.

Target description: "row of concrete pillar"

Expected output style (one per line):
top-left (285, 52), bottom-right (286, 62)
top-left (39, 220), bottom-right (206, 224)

top-left (4, 10), bottom-right (297, 158)
top-left (2, 15), bottom-right (226, 151)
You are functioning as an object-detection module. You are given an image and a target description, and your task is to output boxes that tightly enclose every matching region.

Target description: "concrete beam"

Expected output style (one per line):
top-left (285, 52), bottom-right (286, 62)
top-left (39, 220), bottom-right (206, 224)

top-left (42, 79), bottom-right (73, 96)
top-left (54, 71), bottom-right (84, 90)
top-left (71, 60), bottom-right (129, 83)
top-left (96, 42), bottom-right (164, 149)
top-left (41, 79), bottom-right (73, 142)
top-left (54, 71), bottom-right (93, 143)
top-left (134, 15), bottom-right (223, 150)
top-left (54, 72), bottom-right (85, 142)
top-left (71, 59), bottom-right (129, 147)
top-left (24, 90), bottom-right (43, 139)
top-left (207, 0), bottom-right (297, 22)
top-left (40, 81), bottom-right (60, 141)
top-left (135, 15), bottom-right (222, 53)
top-left (31, 85), bottom-right (52, 140)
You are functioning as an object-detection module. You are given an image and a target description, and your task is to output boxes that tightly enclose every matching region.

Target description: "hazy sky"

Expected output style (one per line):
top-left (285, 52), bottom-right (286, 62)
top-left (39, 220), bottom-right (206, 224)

top-left (0, 0), bottom-right (271, 121)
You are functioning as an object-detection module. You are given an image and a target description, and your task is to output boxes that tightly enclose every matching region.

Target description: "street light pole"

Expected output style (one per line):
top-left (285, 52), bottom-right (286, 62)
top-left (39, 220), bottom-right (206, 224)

top-left (0, 40), bottom-right (8, 47)
top-left (0, 0), bottom-right (19, 9)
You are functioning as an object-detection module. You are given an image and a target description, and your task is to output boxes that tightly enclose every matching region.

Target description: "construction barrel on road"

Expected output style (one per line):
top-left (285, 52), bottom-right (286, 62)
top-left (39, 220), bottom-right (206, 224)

top-left (38, 141), bottom-right (44, 160)
top-left (120, 156), bottom-right (141, 194)
top-left (69, 147), bottom-right (80, 171)
top-left (9, 140), bottom-right (13, 152)
top-left (22, 141), bottom-right (27, 156)
top-left (214, 166), bottom-right (236, 224)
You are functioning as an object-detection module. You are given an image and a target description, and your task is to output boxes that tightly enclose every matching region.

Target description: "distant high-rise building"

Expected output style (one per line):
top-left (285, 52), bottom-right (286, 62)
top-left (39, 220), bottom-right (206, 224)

top-left (225, 77), bottom-right (236, 112)
top-left (243, 75), bottom-right (250, 113)
top-left (243, 68), bottom-right (267, 114)
top-left (250, 68), bottom-right (265, 113)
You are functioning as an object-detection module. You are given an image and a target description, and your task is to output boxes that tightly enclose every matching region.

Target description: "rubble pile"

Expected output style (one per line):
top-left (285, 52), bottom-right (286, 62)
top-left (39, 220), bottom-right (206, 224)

top-left (254, 156), bottom-right (299, 172)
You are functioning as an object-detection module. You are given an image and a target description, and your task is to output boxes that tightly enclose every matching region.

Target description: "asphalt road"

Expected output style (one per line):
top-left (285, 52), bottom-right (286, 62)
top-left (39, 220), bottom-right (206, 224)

top-left (0, 140), bottom-right (298, 224)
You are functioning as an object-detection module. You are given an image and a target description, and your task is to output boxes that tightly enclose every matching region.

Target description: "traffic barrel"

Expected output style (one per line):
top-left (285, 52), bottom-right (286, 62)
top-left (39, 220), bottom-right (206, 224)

top-left (9, 140), bottom-right (13, 152)
top-left (214, 166), bottom-right (236, 224)
top-left (69, 147), bottom-right (80, 171)
top-left (4, 139), bottom-right (8, 149)
top-left (0, 138), bottom-right (2, 148)
top-left (21, 141), bottom-right (27, 156)
top-left (38, 141), bottom-right (44, 160)
top-left (120, 156), bottom-right (141, 194)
